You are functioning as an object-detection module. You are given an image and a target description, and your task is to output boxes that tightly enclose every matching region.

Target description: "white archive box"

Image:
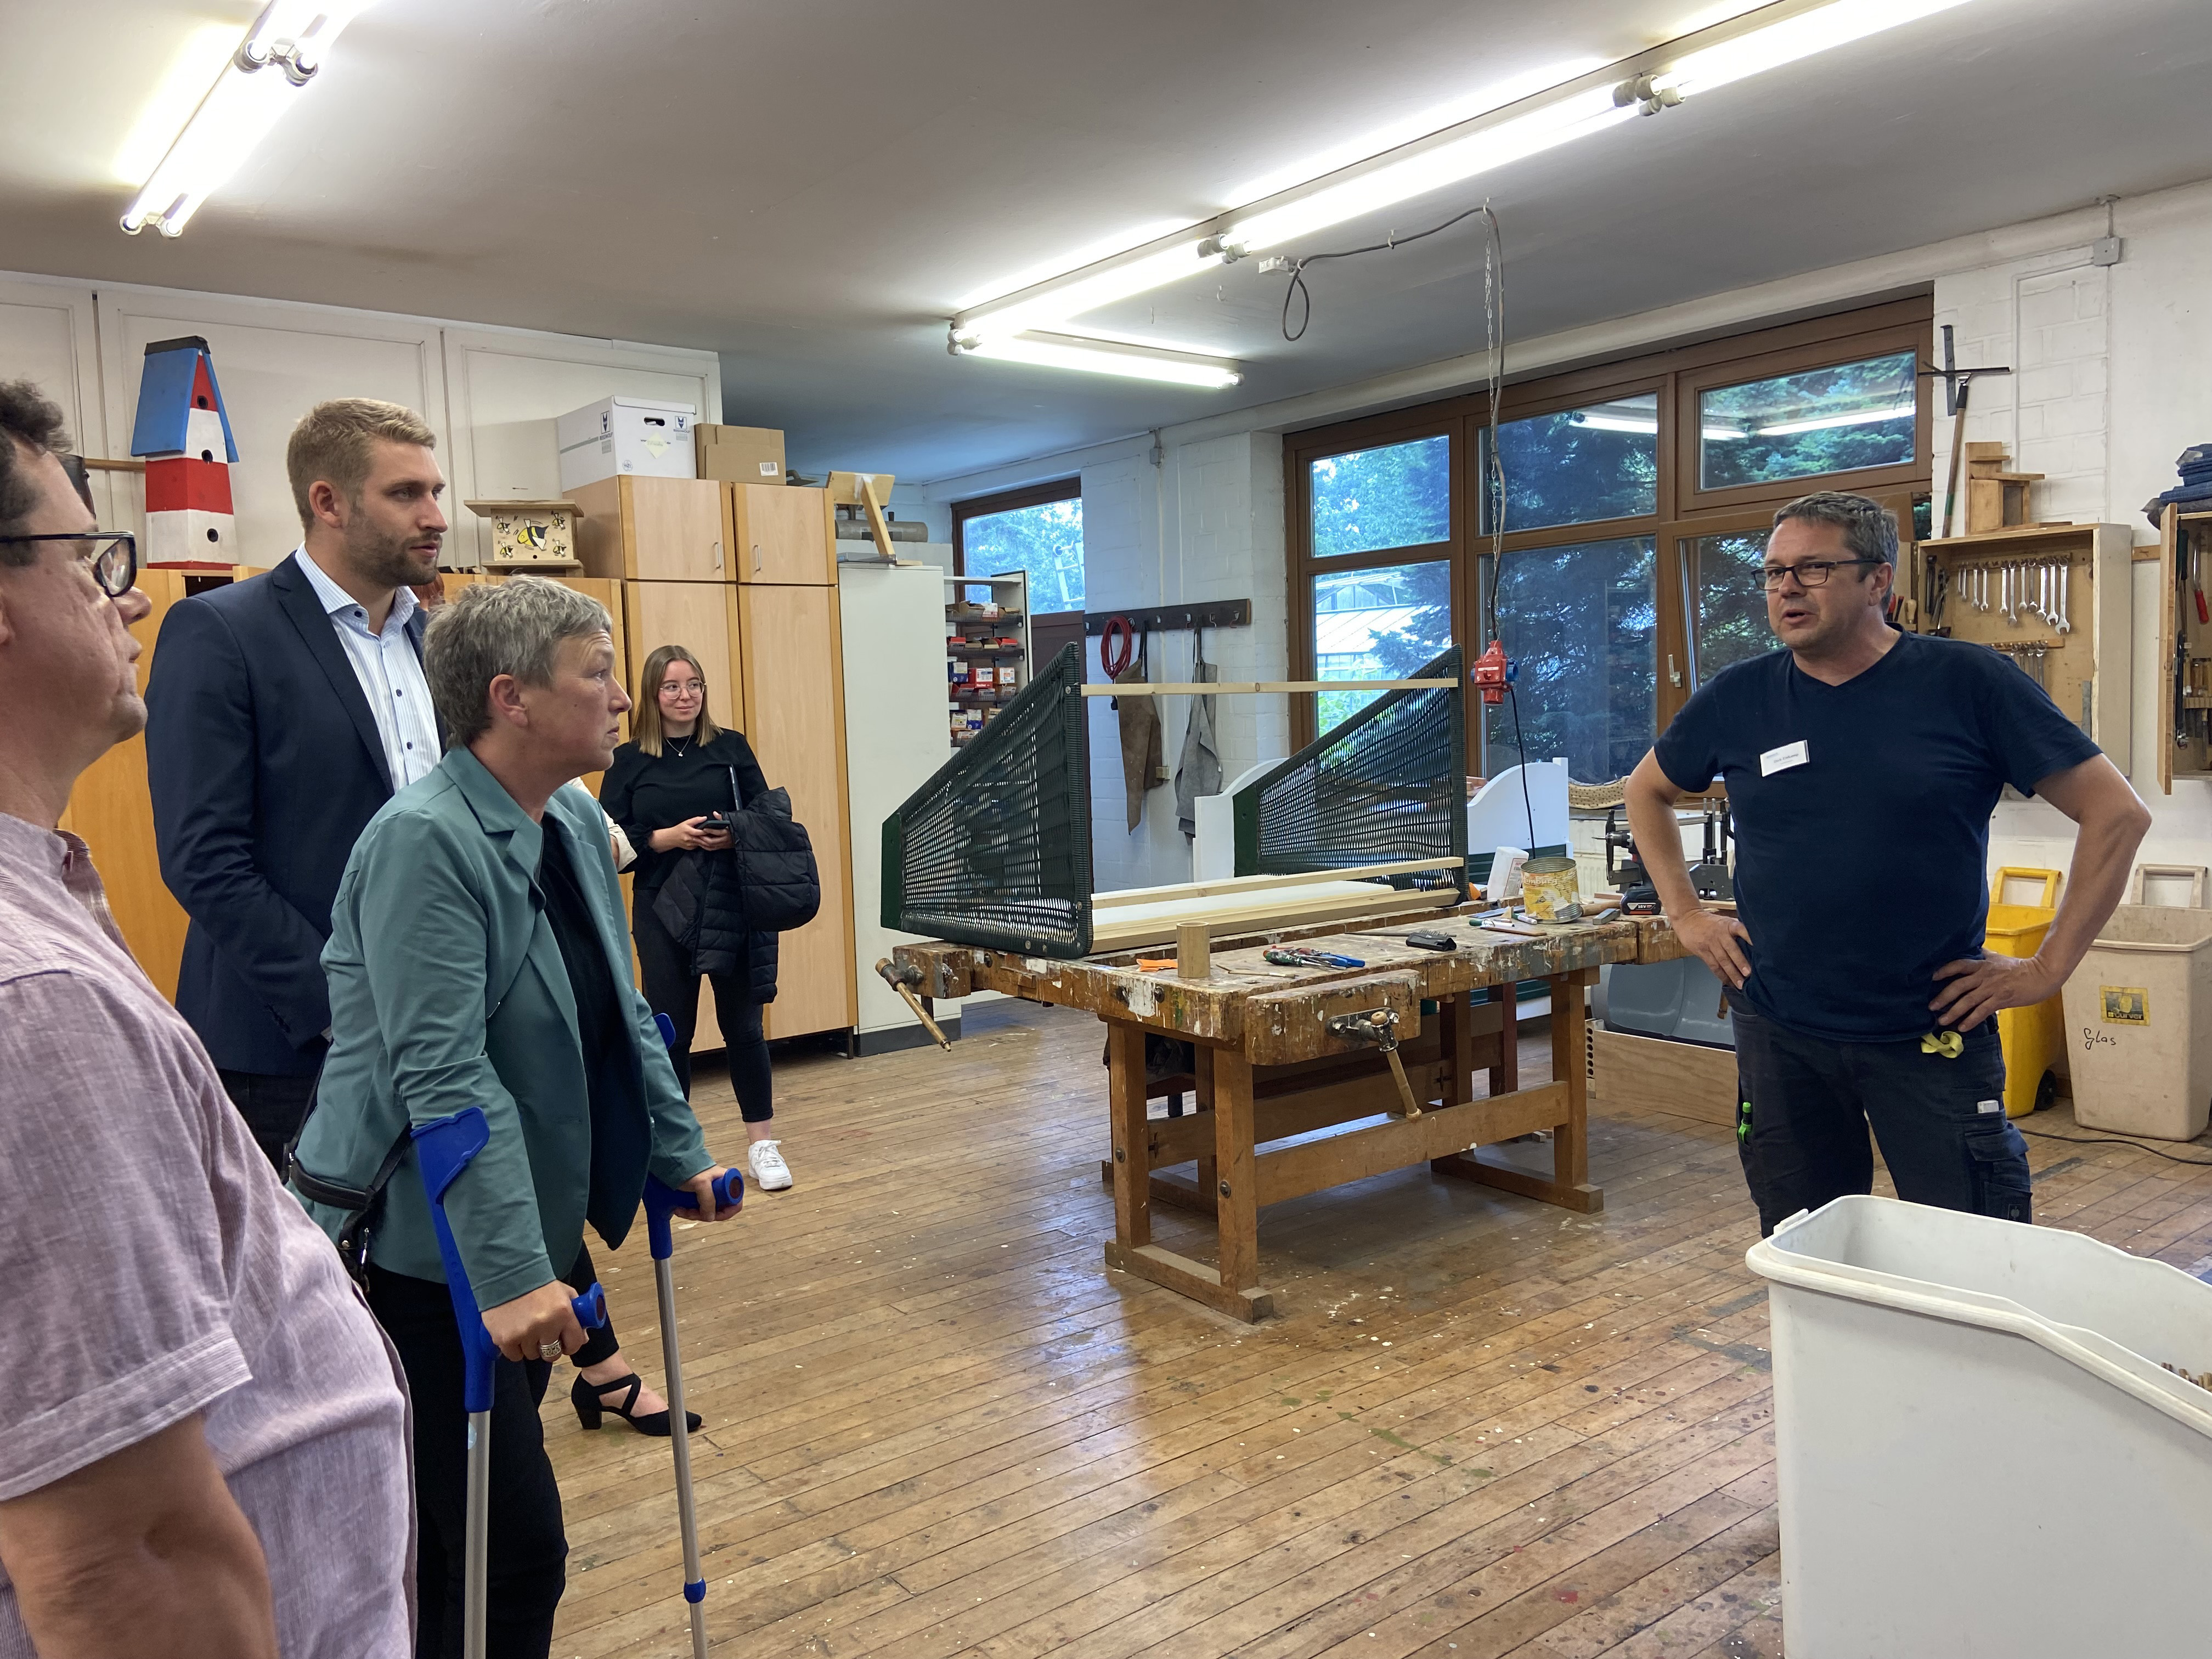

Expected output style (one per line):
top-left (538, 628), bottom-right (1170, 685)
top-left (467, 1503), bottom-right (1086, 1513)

top-left (555, 397), bottom-right (698, 490)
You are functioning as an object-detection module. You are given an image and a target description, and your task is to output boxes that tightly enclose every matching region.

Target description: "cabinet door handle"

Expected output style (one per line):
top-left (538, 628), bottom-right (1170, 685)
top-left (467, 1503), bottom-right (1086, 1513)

top-left (752, 543), bottom-right (763, 575)
top-left (712, 539), bottom-right (723, 573)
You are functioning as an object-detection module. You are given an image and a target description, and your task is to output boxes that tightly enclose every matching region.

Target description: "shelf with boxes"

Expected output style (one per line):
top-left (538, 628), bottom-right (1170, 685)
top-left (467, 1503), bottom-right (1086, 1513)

top-left (945, 572), bottom-right (1031, 747)
top-left (2158, 506), bottom-right (2212, 792)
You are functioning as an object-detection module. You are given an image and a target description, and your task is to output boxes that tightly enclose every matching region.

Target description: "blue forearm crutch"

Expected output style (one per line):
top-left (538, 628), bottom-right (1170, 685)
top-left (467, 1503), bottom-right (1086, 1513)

top-left (415, 1107), bottom-right (609, 1659)
top-left (648, 1008), bottom-right (744, 1659)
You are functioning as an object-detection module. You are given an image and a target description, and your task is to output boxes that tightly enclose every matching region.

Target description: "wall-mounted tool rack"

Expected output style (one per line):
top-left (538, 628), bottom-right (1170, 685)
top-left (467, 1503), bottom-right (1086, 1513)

top-left (1916, 521), bottom-right (2133, 774)
top-left (2158, 505), bottom-right (2212, 793)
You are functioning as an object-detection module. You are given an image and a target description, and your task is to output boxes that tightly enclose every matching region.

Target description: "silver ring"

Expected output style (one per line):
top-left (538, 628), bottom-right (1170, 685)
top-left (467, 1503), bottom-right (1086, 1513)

top-left (538, 1340), bottom-right (563, 1361)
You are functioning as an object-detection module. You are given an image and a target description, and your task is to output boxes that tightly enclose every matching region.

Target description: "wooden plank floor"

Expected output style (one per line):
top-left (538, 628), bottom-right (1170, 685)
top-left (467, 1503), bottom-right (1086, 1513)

top-left (543, 1002), bottom-right (2212, 1658)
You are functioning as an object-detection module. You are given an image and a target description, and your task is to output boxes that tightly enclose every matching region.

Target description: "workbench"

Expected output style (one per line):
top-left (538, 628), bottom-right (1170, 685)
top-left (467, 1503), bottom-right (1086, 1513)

top-left (893, 902), bottom-right (1646, 1322)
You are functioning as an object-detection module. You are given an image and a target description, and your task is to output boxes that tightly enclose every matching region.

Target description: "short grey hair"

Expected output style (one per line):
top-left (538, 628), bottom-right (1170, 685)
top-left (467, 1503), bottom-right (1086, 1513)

top-left (1773, 489), bottom-right (1899, 566)
top-left (424, 576), bottom-right (612, 747)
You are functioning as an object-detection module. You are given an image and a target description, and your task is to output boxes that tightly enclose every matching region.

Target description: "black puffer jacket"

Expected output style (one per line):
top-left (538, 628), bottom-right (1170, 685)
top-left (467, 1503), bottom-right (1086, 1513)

top-left (651, 851), bottom-right (777, 1001)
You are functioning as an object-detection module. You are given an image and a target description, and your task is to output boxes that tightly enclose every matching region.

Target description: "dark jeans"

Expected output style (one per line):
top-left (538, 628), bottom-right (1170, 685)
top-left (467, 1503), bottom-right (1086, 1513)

top-left (1730, 1000), bottom-right (2034, 1237)
top-left (368, 1265), bottom-right (568, 1659)
top-left (633, 896), bottom-right (773, 1120)
top-left (217, 1068), bottom-right (319, 1171)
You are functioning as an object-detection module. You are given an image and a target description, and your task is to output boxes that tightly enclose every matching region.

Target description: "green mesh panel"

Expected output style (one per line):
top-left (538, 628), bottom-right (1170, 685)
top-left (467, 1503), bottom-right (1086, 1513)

top-left (882, 642), bottom-right (1093, 957)
top-left (1232, 646), bottom-right (1466, 900)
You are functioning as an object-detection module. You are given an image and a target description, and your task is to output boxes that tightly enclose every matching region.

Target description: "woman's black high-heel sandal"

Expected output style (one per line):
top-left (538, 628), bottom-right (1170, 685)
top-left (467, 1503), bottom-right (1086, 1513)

top-left (571, 1370), bottom-right (702, 1437)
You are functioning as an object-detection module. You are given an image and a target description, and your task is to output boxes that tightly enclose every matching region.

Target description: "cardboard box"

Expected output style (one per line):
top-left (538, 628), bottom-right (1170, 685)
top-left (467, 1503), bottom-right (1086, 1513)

top-left (696, 423), bottom-right (786, 484)
top-left (555, 397), bottom-right (697, 490)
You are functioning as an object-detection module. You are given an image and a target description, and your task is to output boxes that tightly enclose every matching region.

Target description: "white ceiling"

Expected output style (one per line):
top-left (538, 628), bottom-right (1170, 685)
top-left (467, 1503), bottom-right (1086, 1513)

top-left (4, 0), bottom-right (2209, 484)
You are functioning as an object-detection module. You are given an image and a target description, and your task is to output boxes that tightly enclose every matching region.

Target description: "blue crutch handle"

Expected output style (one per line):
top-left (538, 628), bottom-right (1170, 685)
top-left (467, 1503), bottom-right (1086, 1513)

top-left (414, 1107), bottom-right (609, 1412)
top-left (643, 1169), bottom-right (744, 1260)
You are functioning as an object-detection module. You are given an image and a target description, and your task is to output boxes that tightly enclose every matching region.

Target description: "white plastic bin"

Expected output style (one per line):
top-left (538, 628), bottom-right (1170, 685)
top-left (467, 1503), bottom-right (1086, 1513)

top-left (2058, 904), bottom-right (2212, 1140)
top-left (1748, 1195), bottom-right (2212, 1659)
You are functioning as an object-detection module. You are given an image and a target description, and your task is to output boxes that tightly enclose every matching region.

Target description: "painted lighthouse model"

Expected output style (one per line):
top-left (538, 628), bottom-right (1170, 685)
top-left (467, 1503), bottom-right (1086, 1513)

top-left (131, 335), bottom-right (239, 566)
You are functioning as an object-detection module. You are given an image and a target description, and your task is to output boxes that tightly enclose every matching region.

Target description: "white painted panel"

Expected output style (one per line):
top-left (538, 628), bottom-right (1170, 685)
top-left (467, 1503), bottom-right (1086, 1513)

top-left (97, 287), bottom-right (438, 567)
top-left (0, 277), bottom-right (118, 524)
top-left (441, 329), bottom-right (720, 566)
top-left (840, 561), bottom-right (967, 1035)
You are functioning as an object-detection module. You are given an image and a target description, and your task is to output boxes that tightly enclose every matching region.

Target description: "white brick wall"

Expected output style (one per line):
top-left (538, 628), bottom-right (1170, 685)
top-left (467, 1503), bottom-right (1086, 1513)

top-left (1074, 432), bottom-right (1291, 892)
top-left (1931, 251), bottom-right (2111, 531)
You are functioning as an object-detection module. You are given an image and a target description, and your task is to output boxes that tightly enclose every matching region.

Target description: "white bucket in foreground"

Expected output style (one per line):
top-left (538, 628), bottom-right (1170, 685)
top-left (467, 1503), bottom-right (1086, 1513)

top-left (1747, 1195), bottom-right (2212, 1659)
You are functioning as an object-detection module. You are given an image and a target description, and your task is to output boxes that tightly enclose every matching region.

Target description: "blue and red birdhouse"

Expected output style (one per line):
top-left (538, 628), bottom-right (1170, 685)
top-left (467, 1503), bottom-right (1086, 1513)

top-left (131, 335), bottom-right (239, 566)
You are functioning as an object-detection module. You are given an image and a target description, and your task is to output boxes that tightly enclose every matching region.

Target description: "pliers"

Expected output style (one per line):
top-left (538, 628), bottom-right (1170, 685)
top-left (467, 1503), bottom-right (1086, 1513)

top-left (1263, 947), bottom-right (1366, 969)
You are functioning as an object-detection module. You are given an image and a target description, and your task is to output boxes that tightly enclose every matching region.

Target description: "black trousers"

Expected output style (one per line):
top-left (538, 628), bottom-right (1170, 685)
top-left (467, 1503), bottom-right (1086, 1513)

top-left (632, 896), bottom-right (773, 1120)
top-left (217, 1068), bottom-right (319, 1171)
top-left (369, 1264), bottom-right (572, 1659)
top-left (1730, 1000), bottom-right (2034, 1238)
top-left (561, 1243), bottom-right (619, 1371)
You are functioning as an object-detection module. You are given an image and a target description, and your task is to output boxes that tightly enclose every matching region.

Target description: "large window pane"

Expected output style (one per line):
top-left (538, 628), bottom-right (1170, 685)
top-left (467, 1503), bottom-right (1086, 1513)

top-left (1481, 394), bottom-right (1658, 533)
top-left (1486, 536), bottom-right (1655, 782)
top-left (964, 496), bottom-right (1083, 611)
top-left (1312, 558), bottom-right (1452, 730)
top-left (1699, 350), bottom-right (1917, 490)
top-left (1310, 436), bottom-right (1449, 558)
top-left (1687, 529), bottom-right (1775, 684)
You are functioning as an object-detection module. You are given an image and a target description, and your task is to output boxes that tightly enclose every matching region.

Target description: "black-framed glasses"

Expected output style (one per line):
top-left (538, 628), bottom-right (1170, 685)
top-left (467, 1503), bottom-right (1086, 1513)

top-left (0, 531), bottom-right (138, 598)
top-left (1758, 557), bottom-right (1882, 591)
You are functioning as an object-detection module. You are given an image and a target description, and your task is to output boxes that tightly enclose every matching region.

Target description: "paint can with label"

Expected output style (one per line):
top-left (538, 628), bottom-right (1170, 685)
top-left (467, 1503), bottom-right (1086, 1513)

top-left (1520, 855), bottom-right (1582, 923)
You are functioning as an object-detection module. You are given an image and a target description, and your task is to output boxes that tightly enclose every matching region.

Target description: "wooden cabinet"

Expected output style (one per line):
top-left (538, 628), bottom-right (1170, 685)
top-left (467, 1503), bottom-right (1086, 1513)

top-left (620, 580), bottom-right (744, 730)
top-left (572, 475), bottom-right (730, 582)
top-left (59, 568), bottom-right (201, 998)
top-left (740, 583), bottom-right (857, 1039)
top-left (732, 484), bottom-right (832, 585)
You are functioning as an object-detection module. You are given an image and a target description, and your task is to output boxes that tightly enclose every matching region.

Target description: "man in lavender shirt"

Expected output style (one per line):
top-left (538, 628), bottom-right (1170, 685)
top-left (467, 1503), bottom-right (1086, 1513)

top-left (0, 380), bottom-right (413, 1658)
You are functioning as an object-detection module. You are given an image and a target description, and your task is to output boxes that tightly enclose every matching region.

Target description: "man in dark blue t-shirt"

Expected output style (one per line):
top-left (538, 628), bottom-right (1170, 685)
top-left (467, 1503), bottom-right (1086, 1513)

top-left (1626, 490), bottom-right (2149, 1235)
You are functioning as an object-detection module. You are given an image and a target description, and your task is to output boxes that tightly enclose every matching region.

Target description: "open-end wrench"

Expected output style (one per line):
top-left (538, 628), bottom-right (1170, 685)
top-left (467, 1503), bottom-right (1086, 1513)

top-left (2057, 560), bottom-right (2071, 634)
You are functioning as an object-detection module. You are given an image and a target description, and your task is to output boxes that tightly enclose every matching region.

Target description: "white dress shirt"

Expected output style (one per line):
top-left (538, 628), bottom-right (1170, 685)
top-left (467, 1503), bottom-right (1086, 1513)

top-left (292, 547), bottom-right (440, 791)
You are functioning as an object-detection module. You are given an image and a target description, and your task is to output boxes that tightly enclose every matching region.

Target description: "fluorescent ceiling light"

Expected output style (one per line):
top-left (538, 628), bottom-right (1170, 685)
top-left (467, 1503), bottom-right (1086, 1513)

top-left (121, 0), bottom-right (372, 238)
top-left (949, 0), bottom-right (1978, 371)
top-left (1573, 414), bottom-right (1660, 435)
top-left (1753, 403), bottom-right (1916, 436)
top-left (953, 331), bottom-right (1243, 390)
top-left (1657, 0), bottom-right (1972, 99)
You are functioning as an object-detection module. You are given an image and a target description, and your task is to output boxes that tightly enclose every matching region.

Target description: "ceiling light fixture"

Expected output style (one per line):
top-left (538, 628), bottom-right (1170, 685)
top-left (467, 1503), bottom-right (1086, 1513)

top-left (949, 330), bottom-right (1243, 390)
top-left (121, 0), bottom-right (373, 238)
top-left (948, 0), bottom-right (1974, 372)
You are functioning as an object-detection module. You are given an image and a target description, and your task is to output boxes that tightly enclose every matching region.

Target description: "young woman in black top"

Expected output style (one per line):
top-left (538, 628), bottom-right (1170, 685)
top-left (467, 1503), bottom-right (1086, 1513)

top-left (599, 644), bottom-right (792, 1194)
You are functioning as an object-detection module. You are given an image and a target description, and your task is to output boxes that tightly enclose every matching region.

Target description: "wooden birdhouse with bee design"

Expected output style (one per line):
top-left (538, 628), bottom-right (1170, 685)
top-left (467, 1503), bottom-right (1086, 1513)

top-left (463, 499), bottom-right (583, 571)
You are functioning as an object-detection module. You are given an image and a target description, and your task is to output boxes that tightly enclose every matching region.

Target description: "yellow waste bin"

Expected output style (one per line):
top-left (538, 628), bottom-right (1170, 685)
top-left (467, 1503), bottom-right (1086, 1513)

top-left (1985, 867), bottom-right (2064, 1118)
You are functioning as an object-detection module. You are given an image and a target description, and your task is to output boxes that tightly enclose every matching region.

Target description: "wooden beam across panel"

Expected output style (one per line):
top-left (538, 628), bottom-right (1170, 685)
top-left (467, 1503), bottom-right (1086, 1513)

top-left (1093, 856), bottom-right (1465, 909)
top-left (1079, 677), bottom-right (1454, 697)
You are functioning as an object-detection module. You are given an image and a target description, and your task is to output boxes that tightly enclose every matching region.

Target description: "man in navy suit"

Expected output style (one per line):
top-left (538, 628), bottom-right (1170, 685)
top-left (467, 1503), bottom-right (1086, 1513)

top-left (147, 399), bottom-right (448, 1168)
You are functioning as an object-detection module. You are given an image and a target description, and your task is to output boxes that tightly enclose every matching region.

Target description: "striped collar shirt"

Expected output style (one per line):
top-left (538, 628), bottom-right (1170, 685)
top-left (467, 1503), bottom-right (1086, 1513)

top-left (293, 546), bottom-right (439, 791)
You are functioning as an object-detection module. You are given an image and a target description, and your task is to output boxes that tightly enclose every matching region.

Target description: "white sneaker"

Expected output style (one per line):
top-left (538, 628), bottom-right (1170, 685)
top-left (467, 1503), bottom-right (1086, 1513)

top-left (747, 1139), bottom-right (793, 1191)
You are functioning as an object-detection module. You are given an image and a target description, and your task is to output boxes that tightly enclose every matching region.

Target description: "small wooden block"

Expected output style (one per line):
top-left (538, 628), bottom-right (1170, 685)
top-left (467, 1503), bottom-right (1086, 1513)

top-left (1176, 922), bottom-right (1212, 980)
top-left (1966, 441), bottom-right (2008, 460)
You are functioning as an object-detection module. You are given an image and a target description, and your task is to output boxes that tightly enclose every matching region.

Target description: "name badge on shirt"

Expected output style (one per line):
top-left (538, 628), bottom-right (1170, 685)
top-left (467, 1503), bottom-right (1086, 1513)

top-left (1760, 740), bottom-right (1810, 777)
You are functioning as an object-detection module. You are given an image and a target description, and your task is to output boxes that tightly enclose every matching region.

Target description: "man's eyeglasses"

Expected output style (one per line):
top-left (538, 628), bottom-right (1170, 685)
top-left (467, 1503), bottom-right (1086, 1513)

top-left (1758, 557), bottom-right (1883, 591)
top-left (0, 531), bottom-right (138, 598)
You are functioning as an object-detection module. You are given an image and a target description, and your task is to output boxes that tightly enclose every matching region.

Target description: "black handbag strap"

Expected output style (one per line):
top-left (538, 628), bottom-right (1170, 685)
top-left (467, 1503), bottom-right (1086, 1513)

top-left (289, 1122), bottom-right (413, 1213)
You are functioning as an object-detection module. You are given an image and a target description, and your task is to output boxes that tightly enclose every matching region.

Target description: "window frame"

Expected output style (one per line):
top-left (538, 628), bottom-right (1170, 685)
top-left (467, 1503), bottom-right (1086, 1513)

top-left (1284, 296), bottom-right (1933, 770)
top-left (952, 476), bottom-right (1084, 615)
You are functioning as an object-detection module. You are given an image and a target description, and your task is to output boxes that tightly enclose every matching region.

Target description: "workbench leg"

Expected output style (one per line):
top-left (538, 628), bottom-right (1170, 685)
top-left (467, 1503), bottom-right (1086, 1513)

top-left (1551, 968), bottom-right (1596, 1198)
top-left (1102, 1036), bottom-right (1274, 1322)
top-left (1431, 970), bottom-right (1604, 1214)
top-left (1106, 1019), bottom-right (1149, 1250)
top-left (1214, 1049), bottom-right (1260, 1295)
top-left (1491, 983), bottom-right (1519, 1097)
top-left (1437, 995), bottom-right (1473, 1110)
top-left (1194, 1047), bottom-right (1218, 1212)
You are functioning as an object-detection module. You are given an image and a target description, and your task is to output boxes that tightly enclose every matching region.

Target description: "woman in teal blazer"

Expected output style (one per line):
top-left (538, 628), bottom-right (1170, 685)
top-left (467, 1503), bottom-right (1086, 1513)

top-left (292, 577), bottom-right (733, 1658)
